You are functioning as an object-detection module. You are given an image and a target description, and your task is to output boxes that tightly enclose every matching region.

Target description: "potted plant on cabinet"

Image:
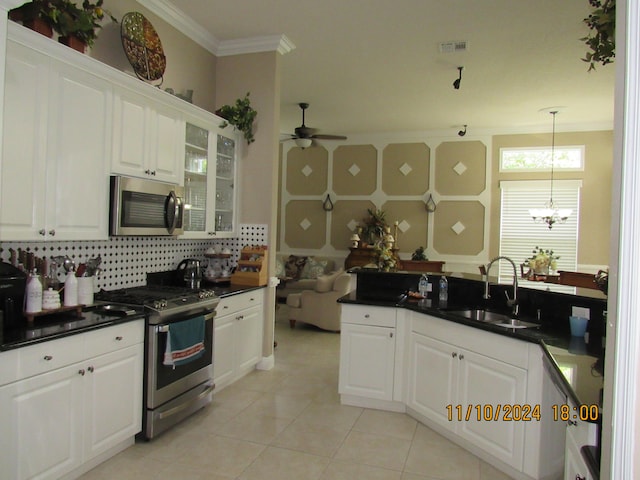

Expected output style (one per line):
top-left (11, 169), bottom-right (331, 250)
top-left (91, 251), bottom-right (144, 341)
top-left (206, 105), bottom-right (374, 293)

top-left (9, 1), bottom-right (54, 37)
top-left (216, 92), bottom-right (258, 144)
top-left (45, 0), bottom-right (117, 52)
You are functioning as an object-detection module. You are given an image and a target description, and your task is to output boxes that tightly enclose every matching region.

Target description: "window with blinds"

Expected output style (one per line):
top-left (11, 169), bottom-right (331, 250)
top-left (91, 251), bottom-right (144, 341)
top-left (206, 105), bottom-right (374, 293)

top-left (499, 180), bottom-right (582, 293)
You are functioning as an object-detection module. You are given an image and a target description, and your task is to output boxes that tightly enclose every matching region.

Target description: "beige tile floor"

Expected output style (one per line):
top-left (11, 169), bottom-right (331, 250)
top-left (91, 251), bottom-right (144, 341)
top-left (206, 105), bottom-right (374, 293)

top-left (80, 305), bottom-right (514, 480)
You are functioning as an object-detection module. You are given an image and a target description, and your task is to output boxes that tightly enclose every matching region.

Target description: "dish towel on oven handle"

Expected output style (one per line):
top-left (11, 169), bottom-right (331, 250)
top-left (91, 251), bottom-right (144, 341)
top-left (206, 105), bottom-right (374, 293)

top-left (163, 315), bottom-right (206, 368)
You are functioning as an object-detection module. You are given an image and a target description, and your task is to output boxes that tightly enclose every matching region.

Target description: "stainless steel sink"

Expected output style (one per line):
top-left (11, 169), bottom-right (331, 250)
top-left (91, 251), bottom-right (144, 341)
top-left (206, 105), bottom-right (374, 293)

top-left (447, 309), bottom-right (540, 329)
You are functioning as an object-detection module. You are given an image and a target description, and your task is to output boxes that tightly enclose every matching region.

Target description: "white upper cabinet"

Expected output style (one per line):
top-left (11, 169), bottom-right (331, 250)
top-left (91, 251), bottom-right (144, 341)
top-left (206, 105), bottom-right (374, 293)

top-left (0, 37), bottom-right (110, 241)
top-left (111, 87), bottom-right (184, 184)
top-left (181, 114), bottom-right (239, 238)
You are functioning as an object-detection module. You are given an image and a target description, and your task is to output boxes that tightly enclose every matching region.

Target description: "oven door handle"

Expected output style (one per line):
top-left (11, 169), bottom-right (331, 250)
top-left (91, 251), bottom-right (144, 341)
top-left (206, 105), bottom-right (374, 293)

top-left (157, 383), bottom-right (215, 420)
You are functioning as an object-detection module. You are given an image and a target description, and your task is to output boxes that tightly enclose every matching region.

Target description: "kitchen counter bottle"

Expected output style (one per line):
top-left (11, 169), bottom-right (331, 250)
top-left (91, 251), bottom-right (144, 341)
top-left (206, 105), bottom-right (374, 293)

top-left (64, 269), bottom-right (78, 306)
top-left (25, 269), bottom-right (43, 313)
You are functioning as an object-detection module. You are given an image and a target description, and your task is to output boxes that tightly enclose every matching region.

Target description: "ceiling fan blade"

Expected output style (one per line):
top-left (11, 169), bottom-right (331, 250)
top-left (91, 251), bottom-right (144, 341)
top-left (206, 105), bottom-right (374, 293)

top-left (295, 126), bottom-right (317, 138)
top-left (311, 134), bottom-right (348, 140)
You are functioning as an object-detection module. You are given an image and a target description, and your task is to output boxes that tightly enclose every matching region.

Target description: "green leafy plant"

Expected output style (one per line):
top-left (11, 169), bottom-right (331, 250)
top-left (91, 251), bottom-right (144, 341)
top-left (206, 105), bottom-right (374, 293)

top-left (411, 246), bottom-right (428, 261)
top-left (44, 0), bottom-right (117, 47)
top-left (216, 92), bottom-right (258, 144)
top-left (581, 0), bottom-right (615, 71)
top-left (361, 209), bottom-right (388, 245)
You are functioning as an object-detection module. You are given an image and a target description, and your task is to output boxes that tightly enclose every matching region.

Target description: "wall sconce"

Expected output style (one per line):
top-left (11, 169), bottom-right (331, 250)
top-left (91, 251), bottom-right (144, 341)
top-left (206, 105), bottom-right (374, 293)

top-left (425, 194), bottom-right (437, 213)
top-left (322, 194), bottom-right (334, 211)
top-left (453, 66), bottom-right (463, 90)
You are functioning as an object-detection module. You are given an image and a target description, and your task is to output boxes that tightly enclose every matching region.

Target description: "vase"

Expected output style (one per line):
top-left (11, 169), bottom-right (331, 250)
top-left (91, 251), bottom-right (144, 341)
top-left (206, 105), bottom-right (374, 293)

top-left (533, 265), bottom-right (550, 276)
top-left (59, 35), bottom-right (87, 53)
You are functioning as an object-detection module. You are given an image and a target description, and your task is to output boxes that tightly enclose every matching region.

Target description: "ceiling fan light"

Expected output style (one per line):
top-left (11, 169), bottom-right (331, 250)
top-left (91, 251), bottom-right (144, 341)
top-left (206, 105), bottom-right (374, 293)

top-left (295, 138), bottom-right (312, 149)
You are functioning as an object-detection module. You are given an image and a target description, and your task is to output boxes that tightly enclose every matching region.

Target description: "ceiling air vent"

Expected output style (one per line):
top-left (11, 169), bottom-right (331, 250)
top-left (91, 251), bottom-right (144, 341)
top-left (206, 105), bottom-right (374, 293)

top-left (439, 40), bottom-right (468, 53)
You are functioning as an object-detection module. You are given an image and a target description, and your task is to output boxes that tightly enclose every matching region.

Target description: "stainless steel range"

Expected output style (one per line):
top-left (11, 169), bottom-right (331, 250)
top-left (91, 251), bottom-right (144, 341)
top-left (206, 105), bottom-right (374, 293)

top-left (95, 285), bottom-right (219, 439)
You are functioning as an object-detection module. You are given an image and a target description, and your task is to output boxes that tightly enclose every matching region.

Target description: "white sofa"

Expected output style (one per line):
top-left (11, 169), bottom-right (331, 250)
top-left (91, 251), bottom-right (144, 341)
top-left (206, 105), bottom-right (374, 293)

top-left (285, 270), bottom-right (354, 331)
top-left (275, 254), bottom-right (344, 300)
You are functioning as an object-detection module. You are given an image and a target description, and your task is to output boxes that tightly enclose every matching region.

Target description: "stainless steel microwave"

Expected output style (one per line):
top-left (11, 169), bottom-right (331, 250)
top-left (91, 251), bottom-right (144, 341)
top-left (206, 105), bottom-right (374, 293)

top-left (110, 176), bottom-right (185, 236)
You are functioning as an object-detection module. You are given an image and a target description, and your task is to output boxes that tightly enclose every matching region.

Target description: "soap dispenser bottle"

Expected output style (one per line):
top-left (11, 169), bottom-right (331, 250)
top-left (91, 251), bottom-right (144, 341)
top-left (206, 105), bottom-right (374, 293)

top-left (64, 269), bottom-right (78, 307)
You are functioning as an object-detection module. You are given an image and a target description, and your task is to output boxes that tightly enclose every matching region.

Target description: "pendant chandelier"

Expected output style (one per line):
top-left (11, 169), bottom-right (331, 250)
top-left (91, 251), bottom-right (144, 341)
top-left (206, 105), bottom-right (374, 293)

top-left (529, 110), bottom-right (572, 229)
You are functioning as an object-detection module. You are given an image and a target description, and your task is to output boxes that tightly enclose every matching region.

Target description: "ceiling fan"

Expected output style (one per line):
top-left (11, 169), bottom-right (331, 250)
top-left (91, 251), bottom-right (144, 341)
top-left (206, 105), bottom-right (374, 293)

top-left (283, 103), bottom-right (347, 148)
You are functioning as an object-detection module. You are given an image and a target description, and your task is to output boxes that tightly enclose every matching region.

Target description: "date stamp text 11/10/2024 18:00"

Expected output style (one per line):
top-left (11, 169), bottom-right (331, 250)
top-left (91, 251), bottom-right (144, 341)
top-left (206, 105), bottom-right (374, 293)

top-left (446, 404), bottom-right (600, 422)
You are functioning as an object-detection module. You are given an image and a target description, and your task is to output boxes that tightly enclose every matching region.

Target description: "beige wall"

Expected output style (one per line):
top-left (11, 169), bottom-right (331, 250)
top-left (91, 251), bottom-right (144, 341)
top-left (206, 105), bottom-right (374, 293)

top-left (89, 0), bottom-right (217, 113)
top-left (278, 130), bottom-right (613, 271)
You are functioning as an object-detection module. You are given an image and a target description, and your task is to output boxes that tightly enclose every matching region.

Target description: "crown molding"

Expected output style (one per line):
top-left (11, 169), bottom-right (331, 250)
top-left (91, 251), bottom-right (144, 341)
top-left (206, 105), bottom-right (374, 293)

top-left (217, 34), bottom-right (295, 57)
top-left (137, 0), bottom-right (294, 57)
top-left (137, 0), bottom-right (220, 54)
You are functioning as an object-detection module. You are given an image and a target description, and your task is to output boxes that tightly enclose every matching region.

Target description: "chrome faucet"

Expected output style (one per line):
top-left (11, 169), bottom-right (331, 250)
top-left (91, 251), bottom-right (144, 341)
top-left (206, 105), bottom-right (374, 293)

top-left (483, 256), bottom-right (519, 316)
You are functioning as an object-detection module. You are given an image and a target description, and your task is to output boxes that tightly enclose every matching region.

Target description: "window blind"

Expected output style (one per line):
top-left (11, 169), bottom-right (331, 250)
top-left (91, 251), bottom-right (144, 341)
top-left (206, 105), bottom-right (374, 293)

top-left (499, 180), bottom-right (582, 293)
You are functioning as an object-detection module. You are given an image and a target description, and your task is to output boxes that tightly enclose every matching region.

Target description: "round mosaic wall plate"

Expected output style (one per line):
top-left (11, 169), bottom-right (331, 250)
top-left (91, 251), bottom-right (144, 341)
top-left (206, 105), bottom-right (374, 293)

top-left (121, 12), bottom-right (166, 83)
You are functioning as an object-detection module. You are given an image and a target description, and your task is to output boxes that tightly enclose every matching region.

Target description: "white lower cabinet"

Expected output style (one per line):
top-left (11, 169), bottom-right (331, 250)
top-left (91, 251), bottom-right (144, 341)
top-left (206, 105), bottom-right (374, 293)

top-left (0, 320), bottom-right (144, 480)
top-left (214, 290), bottom-right (264, 390)
top-left (338, 304), bottom-right (405, 410)
top-left (407, 327), bottom-right (527, 469)
top-left (564, 399), bottom-right (598, 480)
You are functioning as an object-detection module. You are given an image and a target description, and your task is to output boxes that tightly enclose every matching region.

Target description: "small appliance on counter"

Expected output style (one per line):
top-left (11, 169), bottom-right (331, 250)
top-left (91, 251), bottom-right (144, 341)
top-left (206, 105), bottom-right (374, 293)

top-left (176, 258), bottom-right (202, 289)
top-left (0, 262), bottom-right (27, 330)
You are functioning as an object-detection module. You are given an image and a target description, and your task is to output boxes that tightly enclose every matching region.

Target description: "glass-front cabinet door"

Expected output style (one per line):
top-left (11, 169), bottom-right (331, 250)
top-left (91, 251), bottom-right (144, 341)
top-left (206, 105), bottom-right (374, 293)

top-left (214, 130), bottom-right (236, 235)
top-left (183, 122), bottom-right (212, 237)
top-left (182, 119), bottom-right (237, 238)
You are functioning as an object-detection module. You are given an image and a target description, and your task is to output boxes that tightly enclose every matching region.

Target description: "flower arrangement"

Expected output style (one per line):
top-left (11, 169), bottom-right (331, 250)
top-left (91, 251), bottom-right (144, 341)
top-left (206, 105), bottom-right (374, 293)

top-left (526, 246), bottom-right (559, 274)
top-left (44, 0), bottom-right (117, 47)
top-left (361, 208), bottom-right (388, 246)
top-left (374, 244), bottom-right (397, 272)
top-left (216, 92), bottom-right (258, 144)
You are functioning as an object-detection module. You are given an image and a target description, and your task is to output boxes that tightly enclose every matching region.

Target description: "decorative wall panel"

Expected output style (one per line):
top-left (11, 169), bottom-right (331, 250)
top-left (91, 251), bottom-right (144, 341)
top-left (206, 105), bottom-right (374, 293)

top-left (330, 200), bottom-right (376, 250)
top-left (286, 146), bottom-right (329, 195)
top-left (435, 141), bottom-right (487, 196)
top-left (380, 200), bottom-right (429, 253)
top-left (433, 201), bottom-right (485, 255)
top-left (382, 143), bottom-right (430, 195)
top-left (332, 145), bottom-right (377, 195)
top-left (284, 200), bottom-right (326, 249)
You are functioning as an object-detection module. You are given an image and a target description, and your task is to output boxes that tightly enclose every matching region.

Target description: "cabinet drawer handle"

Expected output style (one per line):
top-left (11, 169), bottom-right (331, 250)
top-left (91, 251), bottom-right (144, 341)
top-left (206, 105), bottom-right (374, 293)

top-left (43, 355), bottom-right (53, 361)
top-left (87, 366), bottom-right (94, 373)
top-left (115, 336), bottom-right (123, 341)
top-left (78, 369), bottom-right (85, 376)
top-left (48, 229), bottom-right (55, 236)
top-left (575, 476), bottom-right (586, 480)
top-left (452, 352), bottom-right (457, 358)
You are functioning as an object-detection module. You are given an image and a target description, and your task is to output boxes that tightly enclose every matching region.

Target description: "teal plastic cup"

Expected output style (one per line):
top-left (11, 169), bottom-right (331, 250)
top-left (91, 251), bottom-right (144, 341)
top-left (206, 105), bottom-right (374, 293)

top-left (569, 316), bottom-right (589, 337)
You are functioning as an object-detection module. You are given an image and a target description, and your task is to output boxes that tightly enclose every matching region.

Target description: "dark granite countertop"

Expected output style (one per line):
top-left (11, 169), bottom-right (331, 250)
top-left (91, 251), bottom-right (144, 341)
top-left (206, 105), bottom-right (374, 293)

top-left (1, 305), bottom-right (146, 351)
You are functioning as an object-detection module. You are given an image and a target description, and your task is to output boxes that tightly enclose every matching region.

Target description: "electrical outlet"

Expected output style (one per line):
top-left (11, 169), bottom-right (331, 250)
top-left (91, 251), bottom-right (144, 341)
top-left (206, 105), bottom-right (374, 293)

top-left (572, 306), bottom-right (590, 319)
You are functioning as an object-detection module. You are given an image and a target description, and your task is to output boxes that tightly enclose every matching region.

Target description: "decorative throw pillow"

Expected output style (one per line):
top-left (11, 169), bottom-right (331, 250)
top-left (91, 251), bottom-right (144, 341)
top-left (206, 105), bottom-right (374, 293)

top-left (301, 257), bottom-right (329, 279)
top-left (284, 255), bottom-right (307, 279)
top-left (274, 257), bottom-right (285, 278)
top-left (315, 268), bottom-right (344, 293)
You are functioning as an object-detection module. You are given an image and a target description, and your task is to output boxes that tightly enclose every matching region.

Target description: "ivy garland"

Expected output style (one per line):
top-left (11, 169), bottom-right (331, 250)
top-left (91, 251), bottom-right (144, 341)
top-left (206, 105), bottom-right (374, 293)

top-left (581, 0), bottom-right (616, 71)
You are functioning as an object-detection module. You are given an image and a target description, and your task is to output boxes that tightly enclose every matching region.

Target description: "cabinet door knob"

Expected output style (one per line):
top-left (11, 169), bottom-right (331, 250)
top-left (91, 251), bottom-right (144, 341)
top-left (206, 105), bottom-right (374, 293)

top-left (151, 170), bottom-right (156, 176)
top-left (576, 476), bottom-right (586, 480)
top-left (208, 232), bottom-right (216, 236)
top-left (43, 355), bottom-right (53, 361)
top-left (78, 369), bottom-right (85, 376)
top-left (87, 366), bottom-right (94, 373)
top-left (568, 420), bottom-right (578, 426)
top-left (115, 336), bottom-right (123, 341)
top-left (459, 354), bottom-right (464, 360)
top-left (38, 229), bottom-right (46, 236)
top-left (48, 229), bottom-right (55, 236)
top-left (389, 332), bottom-right (394, 338)
top-left (364, 314), bottom-right (370, 318)
top-left (452, 352), bottom-right (457, 358)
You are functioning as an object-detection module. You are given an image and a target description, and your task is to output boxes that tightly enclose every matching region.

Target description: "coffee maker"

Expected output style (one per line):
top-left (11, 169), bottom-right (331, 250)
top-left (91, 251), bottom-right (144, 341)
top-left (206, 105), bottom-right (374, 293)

top-left (0, 262), bottom-right (27, 331)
